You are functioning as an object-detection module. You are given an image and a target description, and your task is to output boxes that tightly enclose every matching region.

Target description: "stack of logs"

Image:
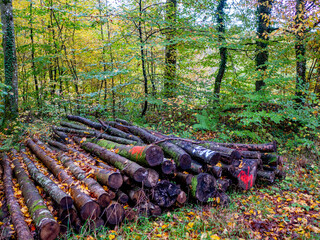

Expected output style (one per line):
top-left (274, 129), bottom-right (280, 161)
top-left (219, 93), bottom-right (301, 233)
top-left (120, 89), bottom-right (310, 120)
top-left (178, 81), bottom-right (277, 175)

top-left (0, 115), bottom-right (285, 239)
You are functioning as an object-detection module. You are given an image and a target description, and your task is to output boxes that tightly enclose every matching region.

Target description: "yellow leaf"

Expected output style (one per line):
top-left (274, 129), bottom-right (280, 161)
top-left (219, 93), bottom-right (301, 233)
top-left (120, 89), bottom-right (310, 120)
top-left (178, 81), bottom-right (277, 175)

top-left (108, 234), bottom-right (115, 240)
top-left (188, 222), bottom-right (194, 228)
top-left (210, 234), bottom-right (220, 240)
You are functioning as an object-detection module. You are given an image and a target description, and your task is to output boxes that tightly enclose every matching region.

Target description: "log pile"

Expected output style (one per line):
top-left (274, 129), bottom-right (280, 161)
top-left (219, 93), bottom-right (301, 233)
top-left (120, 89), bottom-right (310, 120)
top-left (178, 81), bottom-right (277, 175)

top-left (0, 115), bottom-right (285, 239)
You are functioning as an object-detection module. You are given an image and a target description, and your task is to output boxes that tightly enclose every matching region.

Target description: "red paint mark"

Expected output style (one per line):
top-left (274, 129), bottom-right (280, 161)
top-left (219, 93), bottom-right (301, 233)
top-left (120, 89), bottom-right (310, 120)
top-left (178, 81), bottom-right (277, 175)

top-left (237, 166), bottom-right (254, 190)
top-left (129, 146), bottom-right (146, 159)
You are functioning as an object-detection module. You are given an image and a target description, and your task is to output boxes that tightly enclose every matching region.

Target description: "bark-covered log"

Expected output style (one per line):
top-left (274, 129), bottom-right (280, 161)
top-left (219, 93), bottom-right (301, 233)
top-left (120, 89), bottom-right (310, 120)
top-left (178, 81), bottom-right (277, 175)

top-left (11, 150), bottom-right (60, 240)
top-left (21, 151), bottom-right (73, 210)
top-left (1, 153), bottom-right (33, 240)
top-left (240, 151), bottom-right (262, 159)
top-left (26, 139), bottom-right (101, 221)
top-left (116, 190), bottom-right (129, 204)
top-left (206, 141), bottom-right (277, 152)
top-left (173, 141), bottom-right (221, 165)
top-left (53, 126), bottom-right (137, 145)
top-left (208, 165), bottom-right (222, 178)
top-left (230, 159), bottom-right (258, 190)
top-left (52, 128), bottom-right (70, 143)
top-left (121, 125), bottom-right (191, 170)
top-left (143, 168), bottom-right (159, 188)
top-left (189, 160), bottom-right (207, 174)
top-left (59, 206), bottom-right (78, 226)
top-left (124, 207), bottom-right (137, 221)
top-left (215, 191), bottom-right (230, 207)
top-left (66, 115), bottom-right (141, 142)
top-left (91, 139), bottom-right (163, 167)
top-left (128, 187), bottom-right (147, 204)
top-left (60, 121), bottom-right (89, 130)
top-left (190, 173), bottom-right (217, 203)
top-left (104, 201), bottom-right (124, 225)
top-left (174, 172), bottom-right (193, 185)
top-left (152, 180), bottom-right (180, 207)
top-left (216, 178), bottom-right (232, 192)
top-left (160, 158), bottom-right (175, 175)
top-left (257, 170), bottom-right (276, 183)
top-left (104, 120), bottom-right (131, 133)
top-left (115, 118), bottom-right (133, 126)
top-left (90, 165), bottom-right (123, 190)
top-left (74, 137), bottom-right (147, 183)
top-left (198, 142), bottom-right (241, 161)
top-left (57, 154), bottom-right (111, 208)
top-left (260, 153), bottom-right (279, 166)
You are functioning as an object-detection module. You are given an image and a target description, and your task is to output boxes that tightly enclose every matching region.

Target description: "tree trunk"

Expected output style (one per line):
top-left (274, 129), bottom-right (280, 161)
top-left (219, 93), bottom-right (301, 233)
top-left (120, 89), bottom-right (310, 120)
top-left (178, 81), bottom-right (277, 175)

top-left (152, 180), bottom-right (180, 207)
top-left (73, 137), bottom-right (148, 183)
top-left (160, 158), bottom-right (175, 175)
top-left (255, 0), bottom-right (273, 91)
top-left (11, 150), bottom-right (60, 240)
top-left (20, 151), bottom-right (73, 209)
top-left (1, 153), bottom-right (33, 240)
top-left (198, 142), bottom-right (241, 162)
top-left (205, 141), bottom-right (277, 152)
top-left (26, 139), bottom-right (101, 221)
top-left (214, 0), bottom-right (227, 99)
top-left (164, 0), bottom-right (177, 98)
top-left (190, 173), bottom-right (217, 203)
top-left (116, 190), bottom-right (129, 204)
top-left (1, 0), bottom-right (19, 124)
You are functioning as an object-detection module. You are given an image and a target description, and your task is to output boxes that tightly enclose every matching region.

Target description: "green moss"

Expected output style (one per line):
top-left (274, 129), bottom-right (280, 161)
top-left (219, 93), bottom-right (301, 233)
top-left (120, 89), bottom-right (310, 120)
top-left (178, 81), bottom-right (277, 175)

top-left (190, 176), bottom-right (198, 198)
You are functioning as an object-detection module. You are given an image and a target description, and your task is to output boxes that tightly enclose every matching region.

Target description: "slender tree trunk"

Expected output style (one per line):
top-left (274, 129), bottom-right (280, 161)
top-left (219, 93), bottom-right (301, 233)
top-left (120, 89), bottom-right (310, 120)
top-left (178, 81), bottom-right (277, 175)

top-left (138, 0), bottom-right (148, 116)
top-left (214, 0), bottom-right (227, 100)
top-left (29, 0), bottom-right (40, 109)
top-left (255, 0), bottom-right (273, 91)
top-left (295, 0), bottom-right (307, 103)
top-left (164, 0), bottom-right (177, 98)
top-left (1, 0), bottom-right (19, 125)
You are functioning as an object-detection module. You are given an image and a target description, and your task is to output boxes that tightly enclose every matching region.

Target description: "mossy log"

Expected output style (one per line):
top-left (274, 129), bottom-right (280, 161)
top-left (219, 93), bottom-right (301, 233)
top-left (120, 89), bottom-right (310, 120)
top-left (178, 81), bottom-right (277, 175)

top-left (74, 137), bottom-right (147, 183)
top-left (173, 141), bottom-right (221, 165)
top-left (53, 126), bottom-right (137, 145)
top-left (1, 153), bottom-right (33, 240)
top-left (26, 139), bottom-right (101, 221)
top-left (190, 173), bottom-right (217, 203)
top-left (67, 115), bottom-right (141, 142)
top-left (57, 154), bottom-right (111, 208)
top-left (91, 138), bottom-right (163, 167)
top-left (60, 121), bottom-right (89, 130)
top-left (52, 128), bottom-right (70, 143)
top-left (260, 153), bottom-right (279, 166)
top-left (21, 151), bottom-right (73, 210)
top-left (11, 150), bottom-right (60, 240)
top-left (121, 125), bottom-right (191, 170)
top-left (152, 180), bottom-right (181, 207)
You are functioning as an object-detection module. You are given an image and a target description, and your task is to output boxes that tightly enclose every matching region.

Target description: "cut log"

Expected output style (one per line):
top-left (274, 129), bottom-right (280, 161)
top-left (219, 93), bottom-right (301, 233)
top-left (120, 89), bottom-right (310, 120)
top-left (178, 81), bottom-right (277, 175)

top-left (143, 168), bottom-right (159, 188)
top-left (104, 120), bottom-right (131, 133)
top-left (257, 170), bottom-right (276, 183)
top-left (60, 121), bottom-right (89, 130)
top-left (104, 201), bottom-right (124, 225)
top-left (26, 139), bottom-right (101, 221)
top-left (53, 126), bottom-right (137, 145)
top-left (11, 150), bottom-right (60, 240)
top-left (198, 142), bottom-right (241, 161)
top-left (148, 202), bottom-right (162, 216)
top-left (173, 141), bottom-right (221, 165)
top-left (120, 125), bottom-right (191, 170)
top-left (189, 160), bottom-right (207, 174)
top-left (176, 190), bottom-right (187, 205)
top-left (160, 158), bottom-right (175, 175)
top-left (52, 128), bottom-right (70, 143)
top-left (174, 172), bottom-right (193, 185)
top-left (59, 206), bottom-right (78, 226)
top-left (190, 173), bottom-right (217, 203)
top-left (91, 138), bottom-right (163, 167)
top-left (20, 151), bottom-right (73, 210)
top-left (216, 178), bottom-right (232, 192)
top-left (1, 153), bottom-right (33, 240)
top-left (260, 153), bottom-right (279, 166)
top-left (230, 159), bottom-right (258, 190)
top-left (116, 190), bottom-right (129, 204)
top-left (115, 118), bottom-right (133, 126)
top-left (128, 187), bottom-right (147, 204)
top-left (66, 115), bottom-right (141, 142)
top-left (74, 137), bottom-right (147, 183)
top-left (57, 154), bottom-right (111, 208)
top-left (215, 191), bottom-right (230, 207)
top-left (208, 165), bottom-right (222, 178)
top-left (205, 141), bottom-right (277, 152)
top-left (124, 207), bottom-right (137, 221)
top-left (240, 151), bottom-right (262, 159)
top-left (152, 180), bottom-right (180, 207)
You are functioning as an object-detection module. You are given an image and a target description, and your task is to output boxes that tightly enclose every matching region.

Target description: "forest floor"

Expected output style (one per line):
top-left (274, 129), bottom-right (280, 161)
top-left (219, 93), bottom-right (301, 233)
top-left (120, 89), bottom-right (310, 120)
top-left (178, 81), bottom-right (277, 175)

top-left (1, 119), bottom-right (320, 240)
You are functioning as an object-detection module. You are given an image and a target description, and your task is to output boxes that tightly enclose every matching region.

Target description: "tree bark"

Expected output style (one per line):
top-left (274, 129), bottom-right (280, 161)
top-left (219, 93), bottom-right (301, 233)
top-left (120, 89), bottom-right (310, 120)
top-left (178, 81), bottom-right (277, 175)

top-left (255, 0), bottom-right (273, 91)
top-left (205, 141), bottom-right (277, 152)
top-left (104, 201), bottom-right (124, 225)
top-left (91, 138), bottom-right (163, 167)
top-left (20, 151), bottom-right (73, 209)
top-left (26, 139), bottom-right (101, 221)
top-left (143, 168), bottom-right (159, 188)
top-left (214, 0), bottom-right (227, 99)
top-left (1, 153), bottom-right (33, 240)
top-left (116, 190), bottom-right (129, 204)
top-left (73, 137), bottom-right (148, 183)
top-left (1, 0), bottom-right (19, 124)
top-left (190, 173), bottom-right (217, 203)
top-left (198, 142), bottom-right (241, 162)
top-left (11, 150), bottom-right (60, 240)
